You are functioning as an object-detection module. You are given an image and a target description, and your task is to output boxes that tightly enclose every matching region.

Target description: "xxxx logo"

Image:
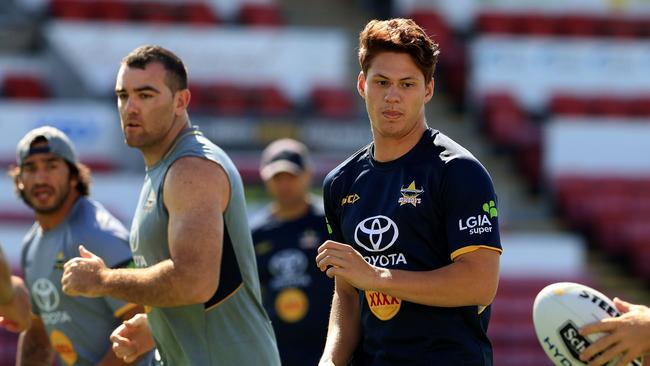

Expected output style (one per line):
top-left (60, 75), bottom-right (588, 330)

top-left (365, 290), bottom-right (401, 321)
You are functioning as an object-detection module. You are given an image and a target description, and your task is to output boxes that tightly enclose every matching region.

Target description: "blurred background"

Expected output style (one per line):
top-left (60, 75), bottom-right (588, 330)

top-left (1, 0), bottom-right (650, 364)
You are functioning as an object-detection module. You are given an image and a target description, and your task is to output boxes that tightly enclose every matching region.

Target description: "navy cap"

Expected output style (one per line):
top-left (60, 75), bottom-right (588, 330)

top-left (260, 138), bottom-right (310, 181)
top-left (16, 126), bottom-right (78, 166)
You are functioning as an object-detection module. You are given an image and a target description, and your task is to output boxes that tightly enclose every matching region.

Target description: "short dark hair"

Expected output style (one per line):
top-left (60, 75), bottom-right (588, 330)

top-left (8, 161), bottom-right (92, 203)
top-left (122, 45), bottom-right (188, 93)
top-left (358, 18), bottom-right (440, 81)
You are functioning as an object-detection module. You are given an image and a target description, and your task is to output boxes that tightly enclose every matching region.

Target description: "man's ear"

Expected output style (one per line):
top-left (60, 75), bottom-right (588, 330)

top-left (357, 71), bottom-right (367, 99)
top-left (424, 78), bottom-right (434, 103)
top-left (175, 89), bottom-right (191, 115)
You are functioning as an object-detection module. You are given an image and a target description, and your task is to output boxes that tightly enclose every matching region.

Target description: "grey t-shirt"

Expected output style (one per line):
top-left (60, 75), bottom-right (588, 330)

top-left (22, 197), bottom-right (151, 366)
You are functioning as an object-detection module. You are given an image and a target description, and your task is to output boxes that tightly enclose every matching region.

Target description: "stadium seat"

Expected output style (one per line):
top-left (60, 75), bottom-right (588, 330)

top-left (590, 96), bottom-right (630, 116)
top-left (629, 239), bottom-right (650, 281)
top-left (628, 96), bottom-right (650, 116)
top-left (519, 14), bottom-right (557, 36)
top-left (239, 3), bottom-right (283, 26)
top-left (602, 17), bottom-right (640, 38)
top-left (136, 2), bottom-right (175, 24)
top-left (549, 94), bottom-right (591, 116)
top-left (310, 86), bottom-right (357, 120)
top-left (188, 84), bottom-right (208, 112)
top-left (480, 92), bottom-right (541, 186)
top-left (50, 0), bottom-right (94, 19)
top-left (206, 83), bottom-right (249, 116)
top-left (2, 74), bottom-right (49, 99)
top-left (94, 0), bottom-right (130, 22)
top-left (556, 14), bottom-right (598, 37)
top-left (180, 3), bottom-right (219, 25)
top-left (249, 85), bottom-right (293, 117)
top-left (481, 92), bottom-right (532, 146)
top-left (476, 12), bottom-right (519, 34)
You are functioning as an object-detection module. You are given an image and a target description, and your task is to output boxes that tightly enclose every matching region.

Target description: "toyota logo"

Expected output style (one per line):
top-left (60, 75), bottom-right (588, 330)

top-left (354, 215), bottom-right (399, 252)
top-left (32, 278), bottom-right (60, 312)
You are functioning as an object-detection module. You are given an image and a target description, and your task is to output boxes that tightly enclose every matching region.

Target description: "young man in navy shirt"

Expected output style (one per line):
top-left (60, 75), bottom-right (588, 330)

top-left (316, 18), bottom-right (502, 366)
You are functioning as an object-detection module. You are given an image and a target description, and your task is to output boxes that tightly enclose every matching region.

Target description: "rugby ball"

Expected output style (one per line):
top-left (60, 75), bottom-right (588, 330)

top-left (533, 282), bottom-right (643, 366)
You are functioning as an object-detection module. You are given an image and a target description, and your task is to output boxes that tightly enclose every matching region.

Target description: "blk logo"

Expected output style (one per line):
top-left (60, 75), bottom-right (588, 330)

top-left (32, 278), bottom-right (60, 312)
top-left (354, 215), bottom-right (399, 252)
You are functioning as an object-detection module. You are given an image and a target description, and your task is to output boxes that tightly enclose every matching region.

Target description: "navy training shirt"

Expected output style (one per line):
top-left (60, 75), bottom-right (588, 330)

top-left (323, 128), bottom-right (502, 366)
top-left (251, 199), bottom-right (333, 366)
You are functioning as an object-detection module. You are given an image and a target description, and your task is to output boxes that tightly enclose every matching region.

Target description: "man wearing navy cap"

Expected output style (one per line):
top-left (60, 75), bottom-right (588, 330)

top-left (252, 138), bottom-right (333, 366)
top-left (5, 126), bottom-right (151, 365)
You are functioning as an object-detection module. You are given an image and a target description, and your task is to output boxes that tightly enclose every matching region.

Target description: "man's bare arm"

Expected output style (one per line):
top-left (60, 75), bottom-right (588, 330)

top-left (63, 156), bottom-right (230, 307)
top-left (17, 316), bottom-right (54, 366)
top-left (319, 277), bottom-right (361, 366)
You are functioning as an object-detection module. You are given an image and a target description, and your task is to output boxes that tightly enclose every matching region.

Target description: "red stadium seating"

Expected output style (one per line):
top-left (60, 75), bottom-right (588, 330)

top-left (590, 96), bottom-right (630, 116)
top-left (136, 2), bottom-right (175, 23)
top-left (94, 0), bottom-right (130, 21)
top-left (518, 13), bottom-right (557, 36)
top-left (557, 14), bottom-right (600, 37)
top-left (206, 83), bottom-right (249, 116)
top-left (552, 175), bottom-right (650, 284)
top-left (481, 92), bottom-right (538, 147)
top-left (249, 85), bottom-right (293, 117)
top-left (2, 74), bottom-right (49, 99)
top-left (549, 94), bottom-right (591, 116)
top-left (476, 11), bottom-right (649, 39)
top-left (602, 17), bottom-right (640, 39)
top-left (476, 12), bottom-right (519, 34)
top-left (310, 86), bottom-right (357, 120)
top-left (190, 83), bottom-right (293, 117)
top-left (50, 0), bottom-right (95, 19)
top-left (239, 3), bottom-right (283, 27)
top-left (49, 0), bottom-right (220, 24)
top-left (628, 96), bottom-right (650, 116)
top-left (480, 92), bottom-right (542, 185)
top-left (180, 3), bottom-right (219, 25)
top-left (549, 94), bottom-right (650, 117)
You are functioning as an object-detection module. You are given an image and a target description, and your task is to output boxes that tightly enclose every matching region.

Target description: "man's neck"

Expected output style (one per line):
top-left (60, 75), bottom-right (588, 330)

top-left (36, 192), bottom-right (80, 231)
top-left (272, 197), bottom-right (310, 221)
top-left (372, 122), bottom-right (427, 162)
top-left (142, 119), bottom-right (191, 167)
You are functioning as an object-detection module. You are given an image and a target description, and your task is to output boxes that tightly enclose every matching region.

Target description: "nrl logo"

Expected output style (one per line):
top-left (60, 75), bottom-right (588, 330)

top-left (398, 181), bottom-right (424, 207)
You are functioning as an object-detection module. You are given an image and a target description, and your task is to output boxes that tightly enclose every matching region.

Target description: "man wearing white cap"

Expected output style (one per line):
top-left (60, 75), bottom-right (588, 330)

top-left (252, 138), bottom-right (333, 366)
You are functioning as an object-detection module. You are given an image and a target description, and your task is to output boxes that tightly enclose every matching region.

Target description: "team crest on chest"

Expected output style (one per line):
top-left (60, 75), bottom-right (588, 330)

top-left (143, 190), bottom-right (156, 212)
top-left (299, 230), bottom-right (319, 249)
top-left (53, 251), bottom-right (65, 270)
top-left (398, 181), bottom-right (424, 207)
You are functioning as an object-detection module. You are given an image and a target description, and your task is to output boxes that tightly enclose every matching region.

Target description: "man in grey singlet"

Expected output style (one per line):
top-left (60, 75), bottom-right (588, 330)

top-left (5, 126), bottom-right (151, 365)
top-left (61, 45), bottom-right (280, 365)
